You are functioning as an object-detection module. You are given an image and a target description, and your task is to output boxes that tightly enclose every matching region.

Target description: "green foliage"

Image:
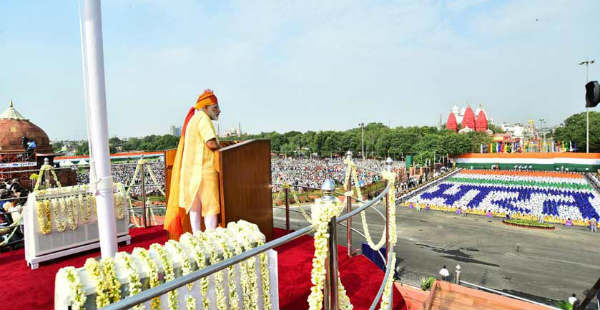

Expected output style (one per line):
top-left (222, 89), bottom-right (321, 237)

top-left (503, 218), bottom-right (555, 229)
top-left (488, 122), bottom-right (504, 134)
top-left (238, 123), bottom-right (491, 161)
top-left (555, 300), bottom-right (573, 310)
top-left (554, 111), bottom-right (600, 152)
top-left (71, 134), bottom-right (181, 155)
top-left (68, 122), bottom-right (496, 159)
top-left (51, 141), bottom-right (64, 153)
top-left (420, 276), bottom-right (436, 291)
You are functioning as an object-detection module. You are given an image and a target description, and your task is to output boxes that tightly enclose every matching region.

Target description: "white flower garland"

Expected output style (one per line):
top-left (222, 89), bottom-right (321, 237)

top-left (132, 247), bottom-right (161, 310)
top-left (344, 160), bottom-right (399, 310)
top-left (378, 253), bottom-right (396, 310)
top-left (165, 240), bottom-right (197, 310)
top-left (57, 266), bottom-right (86, 310)
top-left (78, 194), bottom-right (91, 223)
top-left (198, 231), bottom-right (228, 310)
top-left (66, 197), bottom-right (79, 231)
top-left (253, 233), bottom-right (272, 310)
top-left (349, 165), bottom-right (386, 251)
top-left (114, 189), bottom-right (125, 220)
top-left (54, 198), bottom-right (67, 232)
top-left (224, 223), bottom-right (255, 309)
top-left (213, 228), bottom-right (240, 310)
top-left (180, 233), bottom-right (210, 310)
top-left (307, 198), bottom-right (352, 310)
top-left (150, 243), bottom-right (178, 310)
top-left (231, 226), bottom-right (259, 309)
top-left (115, 252), bottom-right (144, 310)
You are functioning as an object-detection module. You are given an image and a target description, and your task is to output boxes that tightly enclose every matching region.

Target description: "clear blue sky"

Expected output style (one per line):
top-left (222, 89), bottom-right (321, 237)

top-left (1, 0), bottom-right (599, 140)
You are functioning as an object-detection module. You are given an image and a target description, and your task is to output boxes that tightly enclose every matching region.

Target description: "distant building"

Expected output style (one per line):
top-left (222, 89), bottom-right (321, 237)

top-left (169, 125), bottom-right (181, 137)
top-left (446, 104), bottom-right (492, 134)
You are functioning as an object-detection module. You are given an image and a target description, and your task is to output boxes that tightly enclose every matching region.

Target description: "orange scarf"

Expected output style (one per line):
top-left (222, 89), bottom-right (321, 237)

top-left (163, 107), bottom-right (195, 240)
top-left (164, 90), bottom-right (218, 240)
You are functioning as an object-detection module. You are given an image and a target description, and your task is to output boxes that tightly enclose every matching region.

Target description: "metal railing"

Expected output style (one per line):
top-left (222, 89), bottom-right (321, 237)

top-left (102, 161), bottom-right (394, 310)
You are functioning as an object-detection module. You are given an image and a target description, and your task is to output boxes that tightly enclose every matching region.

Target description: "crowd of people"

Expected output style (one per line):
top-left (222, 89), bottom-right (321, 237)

top-left (0, 179), bottom-right (28, 228)
top-left (75, 160), bottom-right (166, 197)
top-left (271, 157), bottom-right (386, 192)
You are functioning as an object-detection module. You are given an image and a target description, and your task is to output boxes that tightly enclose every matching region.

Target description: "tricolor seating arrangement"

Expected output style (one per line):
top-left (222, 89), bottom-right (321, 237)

top-left (407, 170), bottom-right (600, 225)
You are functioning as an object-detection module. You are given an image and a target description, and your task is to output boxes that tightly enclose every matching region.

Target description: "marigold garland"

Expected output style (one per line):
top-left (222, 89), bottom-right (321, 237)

top-left (84, 258), bottom-right (110, 308)
top-left (37, 200), bottom-right (52, 234)
top-left (101, 257), bottom-right (122, 305)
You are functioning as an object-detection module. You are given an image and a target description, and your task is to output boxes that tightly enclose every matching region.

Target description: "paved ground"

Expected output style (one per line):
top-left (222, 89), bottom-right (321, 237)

top-left (273, 202), bottom-right (600, 306)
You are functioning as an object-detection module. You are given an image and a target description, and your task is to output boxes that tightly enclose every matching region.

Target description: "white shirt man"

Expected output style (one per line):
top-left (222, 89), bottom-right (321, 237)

top-left (439, 266), bottom-right (450, 281)
top-left (568, 294), bottom-right (577, 305)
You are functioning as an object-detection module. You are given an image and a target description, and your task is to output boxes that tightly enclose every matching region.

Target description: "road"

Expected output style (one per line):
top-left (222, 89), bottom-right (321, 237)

top-left (273, 202), bottom-right (600, 306)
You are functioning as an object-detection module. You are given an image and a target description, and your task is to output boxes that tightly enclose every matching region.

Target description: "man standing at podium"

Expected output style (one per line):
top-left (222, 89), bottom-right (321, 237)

top-left (165, 89), bottom-right (222, 239)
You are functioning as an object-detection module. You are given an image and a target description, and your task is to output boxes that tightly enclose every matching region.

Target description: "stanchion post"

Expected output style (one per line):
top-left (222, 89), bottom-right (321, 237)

top-left (455, 264), bottom-right (461, 284)
top-left (346, 195), bottom-right (352, 257)
top-left (321, 178), bottom-right (339, 310)
top-left (328, 215), bottom-right (339, 310)
top-left (284, 187), bottom-right (290, 232)
top-left (384, 157), bottom-right (393, 259)
top-left (385, 189), bottom-right (389, 259)
top-left (140, 161), bottom-right (147, 228)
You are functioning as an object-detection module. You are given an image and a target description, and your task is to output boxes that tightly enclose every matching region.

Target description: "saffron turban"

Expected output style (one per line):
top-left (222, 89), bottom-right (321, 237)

top-left (195, 89), bottom-right (218, 109)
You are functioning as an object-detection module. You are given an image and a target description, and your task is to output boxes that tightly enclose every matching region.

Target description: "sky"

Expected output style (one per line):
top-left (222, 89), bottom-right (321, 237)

top-left (1, 0), bottom-right (599, 140)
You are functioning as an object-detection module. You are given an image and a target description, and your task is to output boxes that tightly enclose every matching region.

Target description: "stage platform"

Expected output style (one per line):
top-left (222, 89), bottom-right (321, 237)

top-left (0, 226), bottom-right (405, 309)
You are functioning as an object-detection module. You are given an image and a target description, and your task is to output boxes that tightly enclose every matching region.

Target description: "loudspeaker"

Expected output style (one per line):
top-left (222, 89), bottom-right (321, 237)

top-left (585, 81), bottom-right (600, 108)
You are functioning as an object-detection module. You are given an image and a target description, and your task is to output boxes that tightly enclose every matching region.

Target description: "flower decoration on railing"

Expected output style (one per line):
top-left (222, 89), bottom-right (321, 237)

top-left (308, 197), bottom-right (353, 310)
top-left (56, 220), bottom-right (271, 310)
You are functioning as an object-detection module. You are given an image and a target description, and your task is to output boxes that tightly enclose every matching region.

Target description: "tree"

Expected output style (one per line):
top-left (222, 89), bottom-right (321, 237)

top-left (554, 111), bottom-right (600, 152)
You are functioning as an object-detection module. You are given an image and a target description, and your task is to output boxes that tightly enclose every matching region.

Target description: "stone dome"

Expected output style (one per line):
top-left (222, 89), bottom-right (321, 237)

top-left (0, 101), bottom-right (52, 153)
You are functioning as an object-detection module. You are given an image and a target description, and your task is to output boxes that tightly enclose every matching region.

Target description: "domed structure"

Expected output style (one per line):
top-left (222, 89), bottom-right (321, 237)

top-left (0, 101), bottom-right (52, 153)
top-left (461, 106), bottom-right (476, 130)
top-left (446, 112), bottom-right (458, 132)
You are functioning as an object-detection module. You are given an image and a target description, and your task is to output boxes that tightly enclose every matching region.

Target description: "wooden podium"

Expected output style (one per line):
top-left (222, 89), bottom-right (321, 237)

top-left (165, 139), bottom-right (273, 240)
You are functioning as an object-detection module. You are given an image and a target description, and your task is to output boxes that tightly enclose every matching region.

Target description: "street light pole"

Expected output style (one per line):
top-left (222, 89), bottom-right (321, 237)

top-left (359, 123), bottom-right (365, 161)
top-left (580, 60), bottom-right (595, 153)
top-left (539, 118), bottom-right (546, 152)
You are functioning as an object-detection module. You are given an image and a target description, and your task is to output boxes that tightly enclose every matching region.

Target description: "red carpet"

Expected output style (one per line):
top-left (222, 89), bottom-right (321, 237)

top-left (0, 227), bottom-right (405, 310)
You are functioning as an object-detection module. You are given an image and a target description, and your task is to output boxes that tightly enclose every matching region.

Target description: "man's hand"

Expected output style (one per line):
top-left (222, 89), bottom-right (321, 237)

top-left (206, 138), bottom-right (221, 151)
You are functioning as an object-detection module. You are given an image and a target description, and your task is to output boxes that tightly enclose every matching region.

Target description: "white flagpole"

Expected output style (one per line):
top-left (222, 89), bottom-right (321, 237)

top-left (81, 0), bottom-right (117, 257)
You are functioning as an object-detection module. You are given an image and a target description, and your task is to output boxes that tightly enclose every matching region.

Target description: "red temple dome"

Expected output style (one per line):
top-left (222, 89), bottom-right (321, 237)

top-left (446, 112), bottom-right (458, 132)
top-left (475, 110), bottom-right (488, 132)
top-left (461, 106), bottom-right (475, 130)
